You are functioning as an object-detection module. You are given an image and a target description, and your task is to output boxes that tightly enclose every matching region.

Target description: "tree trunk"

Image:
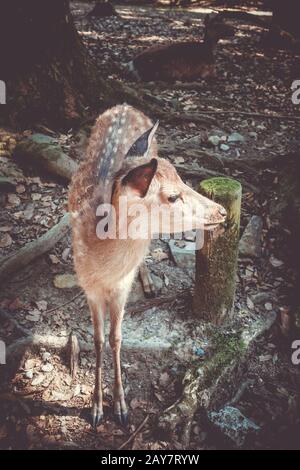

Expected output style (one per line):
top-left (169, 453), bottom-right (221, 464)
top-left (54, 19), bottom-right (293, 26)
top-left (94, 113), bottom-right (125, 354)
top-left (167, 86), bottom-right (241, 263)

top-left (0, 0), bottom-right (98, 130)
top-left (267, 0), bottom-right (299, 38)
top-left (193, 177), bottom-right (242, 324)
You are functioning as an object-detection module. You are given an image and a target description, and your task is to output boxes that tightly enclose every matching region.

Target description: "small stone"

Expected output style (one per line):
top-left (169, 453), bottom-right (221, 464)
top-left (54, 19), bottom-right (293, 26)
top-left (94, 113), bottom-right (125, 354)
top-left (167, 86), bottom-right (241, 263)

top-left (24, 358), bottom-right (36, 370)
top-left (41, 363), bottom-right (53, 373)
top-left (16, 184), bottom-right (26, 194)
top-left (0, 176), bottom-right (16, 192)
top-left (259, 354), bottom-right (272, 362)
top-left (193, 347), bottom-right (205, 357)
top-left (31, 193), bottom-right (41, 201)
top-left (7, 193), bottom-right (21, 206)
top-left (24, 204), bottom-right (34, 220)
top-left (51, 390), bottom-right (72, 402)
top-left (208, 135), bottom-right (221, 147)
top-left (251, 292), bottom-right (271, 305)
top-left (208, 406), bottom-right (260, 447)
top-left (239, 216), bottom-right (263, 258)
top-left (49, 254), bottom-right (60, 264)
top-left (24, 370), bottom-right (33, 380)
top-left (0, 233), bottom-right (13, 248)
top-left (31, 374), bottom-right (45, 386)
top-left (269, 256), bottom-right (284, 268)
top-left (36, 300), bottom-right (47, 311)
top-left (73, 384), bottom-right (81, 397)
top-left (168, 239), bottom-right (195, 268)
top-left (220, 143), bottom-right (230, 152)
top-left (41, 351), bottom-right (51, 362)
top-left (228, 132), bottom-right (245, 143)
top-left (159, 372), bottom-right (170, 387)
top-left (265, 302), bottom-right (273, 311)
top-left (26, 308), bottom-right (41, 322)
top-left (53, 273), bottom-right (78, 289)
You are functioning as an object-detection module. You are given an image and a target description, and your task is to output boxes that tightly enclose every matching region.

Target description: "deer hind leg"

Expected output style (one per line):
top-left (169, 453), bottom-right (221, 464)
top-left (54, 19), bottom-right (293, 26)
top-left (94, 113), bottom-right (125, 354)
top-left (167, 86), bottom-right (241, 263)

top-left (88, 296), bottom-right (106, 428)
top-left (139, 261), bottom-right (156, 298)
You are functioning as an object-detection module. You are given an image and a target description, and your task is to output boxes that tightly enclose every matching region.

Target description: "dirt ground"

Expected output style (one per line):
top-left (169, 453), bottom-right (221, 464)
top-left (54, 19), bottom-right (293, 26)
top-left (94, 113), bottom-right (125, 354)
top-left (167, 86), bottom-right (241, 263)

top-left (0, 2), bottom-right (300, 450)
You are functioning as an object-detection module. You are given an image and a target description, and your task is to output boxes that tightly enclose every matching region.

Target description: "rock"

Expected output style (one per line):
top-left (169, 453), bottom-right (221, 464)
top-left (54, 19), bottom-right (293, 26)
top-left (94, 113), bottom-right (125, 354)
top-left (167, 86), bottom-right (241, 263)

top-left (41, 363), bottom-right (53, 373)
top-left (228, 132), bottom-right (245, 143)
top-left (26, 308), bottom-right (41, 322)
top-left (193, 347), bottom-right (205, 357)
top-left (152, 273), bottom-right (164, 293)
top-left (7, 193), bottom-right (21, 206)
top-left (208, 135), bottom-right (221, 147)
top-left (251, 292), bottom-right (272, 305)
top-left (259, 354), bottom-right (272, 362)
top-left (51, 390), bottom-right (73, 402)
top-left (31, 374), bottom-right (45, 387)
top-left (24, 370), bottom-right (33, 380)
top-left (24, 358), bottom-right (36, 370)
top-left (168, 239), bottom-right (195, 268)
top-left (159, 372), bottom-right (170, 387)
top-left (239, 216), bottom-right (263, 258)
top-left (264, 302), bottom-right (273, 311)
top-left (41, 351), bottom-right (51, 362)
top-left (0, 176), bottom-right (16, 193)
top-left (269, 255), bottom-right (284, 268)
top-left (0, 233), bottom-right (13, 248)
top-left (208, 406), bottom-right (260, 447)
top-left (184, 230), bottom-right (196, 242)
top-left (220, 143), bottom-right (230, 152)
top-left (24, 203), bottom-right (34, 220)
top-left (53, 273), bottom-right (78, 289)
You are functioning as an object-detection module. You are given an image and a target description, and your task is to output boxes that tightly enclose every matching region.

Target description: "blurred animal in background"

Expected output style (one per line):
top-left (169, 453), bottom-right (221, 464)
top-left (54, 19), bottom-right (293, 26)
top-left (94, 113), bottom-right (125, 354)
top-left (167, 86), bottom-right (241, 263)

top-left (126, 13), bottom-right (234, 82)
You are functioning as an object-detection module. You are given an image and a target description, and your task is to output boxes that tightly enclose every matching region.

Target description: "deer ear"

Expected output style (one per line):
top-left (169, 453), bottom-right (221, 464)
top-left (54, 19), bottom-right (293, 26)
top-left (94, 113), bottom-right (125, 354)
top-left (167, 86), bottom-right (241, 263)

top-left (126, 121), bottom-right (159, 158)
top-left (122, 158), bottom-right (158, 197)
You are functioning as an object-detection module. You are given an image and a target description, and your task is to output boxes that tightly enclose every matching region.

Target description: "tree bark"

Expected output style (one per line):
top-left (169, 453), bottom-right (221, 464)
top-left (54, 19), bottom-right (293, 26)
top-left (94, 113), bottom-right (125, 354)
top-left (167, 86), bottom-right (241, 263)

top-left (0, 0), bottom-right (98, 130)
top-left (193, 177), bottom-right (242, 324)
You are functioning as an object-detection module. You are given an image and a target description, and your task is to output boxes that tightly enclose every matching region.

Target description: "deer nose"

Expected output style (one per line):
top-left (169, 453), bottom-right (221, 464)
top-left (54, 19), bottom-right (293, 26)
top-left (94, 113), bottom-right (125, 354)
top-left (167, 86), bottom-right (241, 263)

top-left (219, 206), bottom-right (227, 217)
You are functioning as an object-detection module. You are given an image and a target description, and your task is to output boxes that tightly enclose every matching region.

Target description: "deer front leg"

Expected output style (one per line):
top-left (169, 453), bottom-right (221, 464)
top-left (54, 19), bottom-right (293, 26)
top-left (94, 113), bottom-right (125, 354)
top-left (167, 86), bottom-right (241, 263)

top-left (88, 297), bottom-right (106, 428)
top-left (109, 295), bottom-right (128, 426)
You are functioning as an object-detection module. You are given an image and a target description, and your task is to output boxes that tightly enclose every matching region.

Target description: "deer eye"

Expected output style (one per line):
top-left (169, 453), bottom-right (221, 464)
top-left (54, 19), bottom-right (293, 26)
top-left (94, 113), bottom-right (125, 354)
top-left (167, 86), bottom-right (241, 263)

top-left (168, 194), bottom-right (180, 203)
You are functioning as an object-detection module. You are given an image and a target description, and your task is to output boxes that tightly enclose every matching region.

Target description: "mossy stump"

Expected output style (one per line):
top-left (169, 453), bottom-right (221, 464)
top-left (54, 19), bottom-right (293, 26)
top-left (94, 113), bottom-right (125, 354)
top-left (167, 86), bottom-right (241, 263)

top-left (193, 177), bottom-right (242, 324)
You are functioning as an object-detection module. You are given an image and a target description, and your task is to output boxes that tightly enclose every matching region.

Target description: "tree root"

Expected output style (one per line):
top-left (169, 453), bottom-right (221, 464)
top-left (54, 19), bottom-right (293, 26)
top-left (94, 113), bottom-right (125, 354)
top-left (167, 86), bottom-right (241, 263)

top-left (0, 213), bottom-right (70, 283)
top-left (157, 313), bottom-right (277, 447)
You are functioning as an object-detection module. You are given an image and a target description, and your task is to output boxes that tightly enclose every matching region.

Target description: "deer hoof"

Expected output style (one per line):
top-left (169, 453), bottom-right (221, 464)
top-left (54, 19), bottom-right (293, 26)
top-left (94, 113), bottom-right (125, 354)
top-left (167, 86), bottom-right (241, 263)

top-left (91, 402), bottom-right (103, 429)
top-left (114, 410), bottom-right (129, 427)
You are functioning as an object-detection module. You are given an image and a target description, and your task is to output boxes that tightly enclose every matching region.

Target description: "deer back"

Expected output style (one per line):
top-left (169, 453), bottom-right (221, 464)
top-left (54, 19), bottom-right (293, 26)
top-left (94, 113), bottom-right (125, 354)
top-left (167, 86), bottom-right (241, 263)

top-left (68, 104), bottom-right (158, 217)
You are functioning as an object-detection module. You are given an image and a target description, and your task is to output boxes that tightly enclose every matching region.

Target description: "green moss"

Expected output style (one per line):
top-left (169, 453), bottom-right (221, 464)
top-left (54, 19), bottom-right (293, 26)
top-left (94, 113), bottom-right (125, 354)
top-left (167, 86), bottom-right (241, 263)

top-left (202, 329), bottom-right (246, 387)
top-left (199, 177), bottom-right (242, 201)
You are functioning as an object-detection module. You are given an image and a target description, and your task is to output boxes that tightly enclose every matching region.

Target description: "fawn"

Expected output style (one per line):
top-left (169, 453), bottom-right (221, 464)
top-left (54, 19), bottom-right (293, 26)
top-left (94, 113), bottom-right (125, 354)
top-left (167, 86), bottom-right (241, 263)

top-left (126, 13), bottom-right (234, 81)
top-left (68, 104), bottom-right (226, 427)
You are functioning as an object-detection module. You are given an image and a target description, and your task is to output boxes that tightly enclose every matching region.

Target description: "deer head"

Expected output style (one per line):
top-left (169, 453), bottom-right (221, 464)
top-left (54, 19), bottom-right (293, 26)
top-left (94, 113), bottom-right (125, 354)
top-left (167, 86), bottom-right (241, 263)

top-left (95, 113), bottom-right (227, 240)
top-left (204, 13), bottom-right (235, 43)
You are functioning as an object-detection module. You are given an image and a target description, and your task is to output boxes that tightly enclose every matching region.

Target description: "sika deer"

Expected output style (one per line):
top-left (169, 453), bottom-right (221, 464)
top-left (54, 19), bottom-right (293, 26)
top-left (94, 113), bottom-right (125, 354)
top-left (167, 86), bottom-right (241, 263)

top-left (68, 104), bottom-right (226, 427)
top-left (126, 13), bottom-right (234, 81)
